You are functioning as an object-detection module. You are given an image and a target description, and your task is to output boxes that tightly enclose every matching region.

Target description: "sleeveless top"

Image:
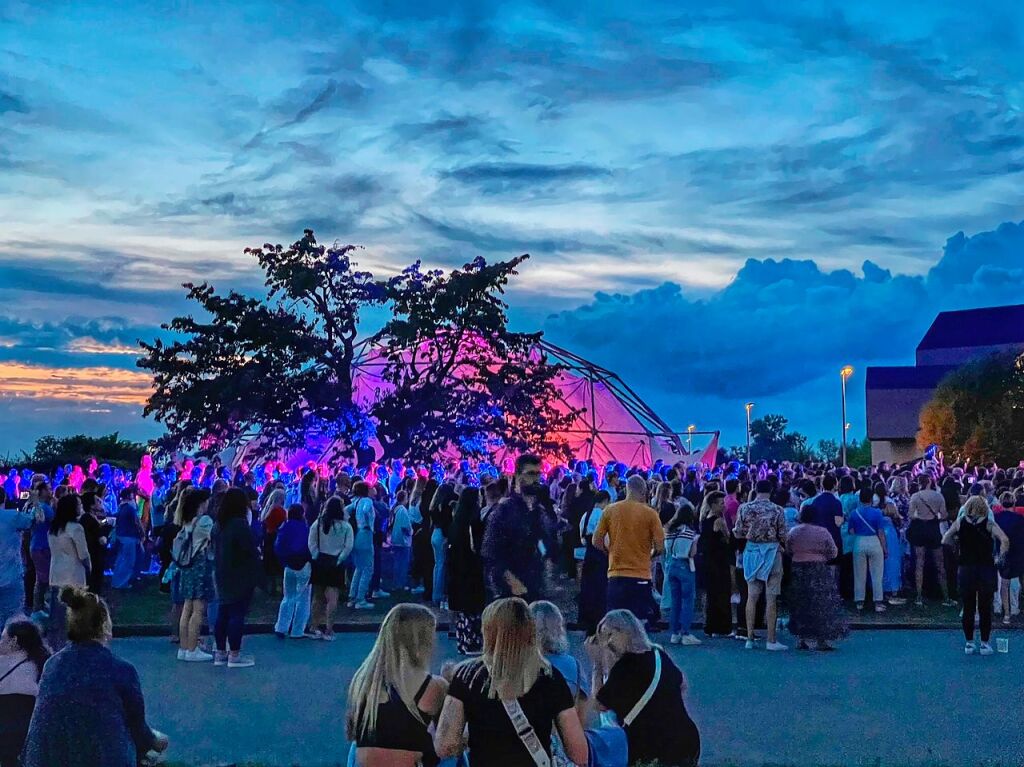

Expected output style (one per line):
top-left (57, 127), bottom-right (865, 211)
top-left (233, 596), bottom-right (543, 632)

top-left (958, 518), bottom-right (994, 568)
top-left (355, 675), bottom-right (436, 758)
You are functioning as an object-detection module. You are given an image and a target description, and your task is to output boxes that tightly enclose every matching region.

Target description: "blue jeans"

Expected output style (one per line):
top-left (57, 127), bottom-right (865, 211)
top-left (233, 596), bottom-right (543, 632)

top-left (274, 563), bottom-right (312, 638)
top-left (390, 547), bottom-right (411, 591)
top-left (349, 529), bottom-right (374, 602)
top-left (666, 560), bottom-right (696, 635)
top-left (431, 528), bottom-right (447, 603)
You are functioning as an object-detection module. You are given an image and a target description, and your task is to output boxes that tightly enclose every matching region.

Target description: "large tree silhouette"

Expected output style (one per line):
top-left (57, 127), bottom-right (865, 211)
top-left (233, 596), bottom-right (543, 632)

top-left (139, 231), bottom-right (576, 462)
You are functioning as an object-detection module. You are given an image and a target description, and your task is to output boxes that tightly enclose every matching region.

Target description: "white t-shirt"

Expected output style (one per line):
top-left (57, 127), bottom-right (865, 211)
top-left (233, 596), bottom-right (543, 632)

top-left (576, 506), bottom-right (605, 559)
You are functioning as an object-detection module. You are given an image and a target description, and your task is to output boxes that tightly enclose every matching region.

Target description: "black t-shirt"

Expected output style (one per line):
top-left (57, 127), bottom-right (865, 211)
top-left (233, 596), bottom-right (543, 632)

top-left (448, 658), bottom-right (575, 767)
top-left (596, 648), bottom-right (700, 767)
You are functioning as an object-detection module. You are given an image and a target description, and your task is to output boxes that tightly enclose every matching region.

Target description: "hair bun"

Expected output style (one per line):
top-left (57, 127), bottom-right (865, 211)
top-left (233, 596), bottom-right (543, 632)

top-left (59, 586), bottom-right (85, 609)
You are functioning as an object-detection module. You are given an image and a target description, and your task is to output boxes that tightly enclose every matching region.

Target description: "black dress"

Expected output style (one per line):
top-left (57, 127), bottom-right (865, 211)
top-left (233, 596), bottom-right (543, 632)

top-left (577, 507), bottom-right (608, 636)
top-left (447, 506), bottom-right (486, 654)
top-left (699, 517), bottom-right (732, 636)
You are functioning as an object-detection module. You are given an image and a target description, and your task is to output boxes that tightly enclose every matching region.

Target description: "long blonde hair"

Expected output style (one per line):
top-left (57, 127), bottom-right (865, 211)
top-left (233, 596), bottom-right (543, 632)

top-left (346, 604), bottom-right (436, 740)
top-left (529, 600), bottom-right (569, 655)
top-left (962, 495), bottom-right (990, 520)
top-left (479, 597), bottom-right (548, 700)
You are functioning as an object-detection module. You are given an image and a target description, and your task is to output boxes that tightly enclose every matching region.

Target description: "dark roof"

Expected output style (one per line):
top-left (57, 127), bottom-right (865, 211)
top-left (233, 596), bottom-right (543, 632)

top-left (917, 304), bottom-right (1024, 351)
top-left (865, 365), bottom-right (955, 390)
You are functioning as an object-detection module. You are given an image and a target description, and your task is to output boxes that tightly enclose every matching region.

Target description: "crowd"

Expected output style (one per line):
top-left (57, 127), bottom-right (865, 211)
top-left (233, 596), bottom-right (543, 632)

top-left (1, 449), bottom-right (1023, 766)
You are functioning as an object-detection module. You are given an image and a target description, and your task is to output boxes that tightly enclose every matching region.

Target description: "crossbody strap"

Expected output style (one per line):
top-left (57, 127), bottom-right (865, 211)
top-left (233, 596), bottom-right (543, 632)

top-left (623, 649), bottom-right (662, 727)
top-left (854, 509), bottom-right (876, 535)
top-left (0, 658), bottom-right (29, 686)
top-left (501, 697), bottom-right (553, 767)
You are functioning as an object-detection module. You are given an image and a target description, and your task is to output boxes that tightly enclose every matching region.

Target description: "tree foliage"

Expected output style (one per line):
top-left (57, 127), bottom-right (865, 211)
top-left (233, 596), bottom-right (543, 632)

top-left (918, 352), bottom-right (1024, 465)
top-left (139, 230), bottom-right (575, 463)
top-left (21, 433), bottom-right (147, 471)
top-left (747, 413), bottom-right (814, 463)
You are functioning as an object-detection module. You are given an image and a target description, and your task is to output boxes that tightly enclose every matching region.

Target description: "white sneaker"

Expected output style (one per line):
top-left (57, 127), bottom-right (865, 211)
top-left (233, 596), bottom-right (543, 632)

top-left (730, 594), bottom-right (741, 605)
top-left (979, 642), bottom-right (994, 656)
top-left (372, 590), bottom-right (390, 599)
top-left (766, 641), bottom-right (789, 652)
top-left (669, 633), bottom-right (682, 644)
top-left (745, 639), bottom-right (755, 650)
top-left (355, 600), bottom-right (374, 609)
top-left (227, 653), bottom-right (255, 668)
top-left (185, 648), bottom-right (213, 662)
top-left (680, 634), bottom-right (703, 646)
top-left (964, 642), bottom-right (976, 655)
top-left (176, 648), bottom-right (188, 661)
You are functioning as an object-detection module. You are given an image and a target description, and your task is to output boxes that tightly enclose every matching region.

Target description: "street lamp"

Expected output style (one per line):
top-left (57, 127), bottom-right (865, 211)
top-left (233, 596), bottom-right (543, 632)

top-left (840, 365), bottom-right (854, 467)
top-left (687, 424), bottom-right (696, 455)
top-left (744, 403), bottom-right (754, 464)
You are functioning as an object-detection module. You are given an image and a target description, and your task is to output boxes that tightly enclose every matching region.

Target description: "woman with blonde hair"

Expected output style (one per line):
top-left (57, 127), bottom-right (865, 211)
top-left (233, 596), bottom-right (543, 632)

top-left (172, 487), bottom-right (214, 662)
top-left (260, 488), bottom-right (288, 596)
top-left (586, 609), bottom-right (700, 766)
top-left (435, 597), bottom-right (588, 767)
top-left (942, 495), bottom-right (1009, 655)
top-left (346, 603), bottom-right (447, 767)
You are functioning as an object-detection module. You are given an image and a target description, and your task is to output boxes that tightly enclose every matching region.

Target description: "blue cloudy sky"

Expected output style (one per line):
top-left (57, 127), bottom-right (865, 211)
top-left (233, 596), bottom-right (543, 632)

top-left (2, 0), bottom-right (1024, 456)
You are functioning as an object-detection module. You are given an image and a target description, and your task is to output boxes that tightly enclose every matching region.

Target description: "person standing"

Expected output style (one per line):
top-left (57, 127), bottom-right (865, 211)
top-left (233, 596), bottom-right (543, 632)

top-left (942, 496), bottom-right (1009, 655)
top-left (25, 481), bottom-right (54, 617)
top-left (213, 488), bottom-right (261, 668)
top-left (849, 488), bottom-right (889, 613)
top-left (78, 492), bottom-right (109, 596)
top-left (908, 475), bottom-right (954, 606)
top-left (592, 474), bottom-right (664, 628)
top-left (273, 504), bottom-right (312, 639)
top-left (663, 504), bottom-right (701, 645)
top-left (699, 491), bottom-right (733, 638)
top-left (577, 490), bottom-right (611, 636)
top-left (47, 494), bottom-right (91, 651)
top-left (994, 494), bottom-right (1024, 626)
top-left (347, 484), bottom-right (376, 610)
top-left (482, 456), bottom-right (549, 603)
top-left (388, 491), bottom-right (413, 593)
top-left (309, 497), bottom-right (354, 639)
top-left (429, 484), bottom-right (456, 608)
top-left (446, 488), bottom-right (486, 655)
top-left (0, 492), bottom-right (33, 627)
top-left (110, 488), bottom-right (143, 590)
top-left (786, 505), bottom-right (848, 651)
top-left (733, 479), bottom-right (788, 650)
top-left (0, 618), bottom-right (51, 767)
top-left (172, 488), bottom-right (214, 662)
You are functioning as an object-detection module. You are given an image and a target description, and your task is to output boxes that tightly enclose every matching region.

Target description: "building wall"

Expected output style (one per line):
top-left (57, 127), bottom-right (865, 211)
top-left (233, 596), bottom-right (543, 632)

top-left (916, 342), bottom-right (1024, 367)
top-left (871, 439), bottom-right (921, 465)
top-left (865, 387), bottom-right (937, 441)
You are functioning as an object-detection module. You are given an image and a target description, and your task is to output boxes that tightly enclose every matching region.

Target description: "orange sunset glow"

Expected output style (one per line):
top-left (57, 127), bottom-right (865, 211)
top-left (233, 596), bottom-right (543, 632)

top-left (0, 362), bottom-right (151, 405)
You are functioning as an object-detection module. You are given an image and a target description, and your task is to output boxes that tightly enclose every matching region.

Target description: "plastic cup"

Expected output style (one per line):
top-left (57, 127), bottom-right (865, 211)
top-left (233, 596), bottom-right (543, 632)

top-left (996, 638), bottom-right (1009, 653)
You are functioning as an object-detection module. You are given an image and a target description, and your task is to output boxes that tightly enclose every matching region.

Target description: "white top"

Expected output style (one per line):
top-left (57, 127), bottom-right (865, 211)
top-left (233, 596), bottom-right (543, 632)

top-left (48, 522), bottom-right (91, 588)
top-left (308, 520), bottom-right (354, 560)
top-left (579, 506), bottom-right (604, 540)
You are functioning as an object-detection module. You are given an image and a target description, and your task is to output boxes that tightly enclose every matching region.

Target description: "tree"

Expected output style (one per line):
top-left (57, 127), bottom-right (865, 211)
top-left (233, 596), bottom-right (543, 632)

top-left (917, 352), bottom-right (1024, 465)
top-left (139, 230), bottom-right (379, 456)
top-left (814, 438), bottom-right (840, 463)
top-left (748, 413), bottom-right (814, 462)
top-left (21, 433), bottom-right (147, 471)
top-left (139, 230), bottom-right (576, 462)
top-left (372, 257), bottom-right (578, 462)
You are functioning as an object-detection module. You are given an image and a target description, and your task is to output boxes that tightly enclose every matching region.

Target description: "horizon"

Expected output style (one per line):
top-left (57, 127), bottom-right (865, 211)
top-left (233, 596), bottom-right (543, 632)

top-left (3, 1), bottom-right (1024, 455)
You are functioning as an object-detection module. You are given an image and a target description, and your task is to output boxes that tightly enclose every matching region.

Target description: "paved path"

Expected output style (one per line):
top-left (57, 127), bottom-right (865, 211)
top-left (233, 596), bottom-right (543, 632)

top-left (116, 630), bottom-right (1022, 766)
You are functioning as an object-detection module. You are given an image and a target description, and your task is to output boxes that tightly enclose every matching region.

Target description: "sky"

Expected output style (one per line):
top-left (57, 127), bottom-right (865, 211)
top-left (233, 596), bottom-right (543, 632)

top-left (2, 0), bottom-right (1024, 457)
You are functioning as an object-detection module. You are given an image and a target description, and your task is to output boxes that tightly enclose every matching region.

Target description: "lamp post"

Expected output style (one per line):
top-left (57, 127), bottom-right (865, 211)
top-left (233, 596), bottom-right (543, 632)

top-left (744, 402), bottom-right (754, 464)
top-left (840, 365), bottom-right (854, 467)
top-left (687, 424), bottom-right (696, 455)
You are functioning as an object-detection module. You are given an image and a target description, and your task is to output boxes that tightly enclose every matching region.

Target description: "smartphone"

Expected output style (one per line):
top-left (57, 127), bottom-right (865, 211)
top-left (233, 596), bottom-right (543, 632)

top-left (19, 491), bottom-right (30, 501)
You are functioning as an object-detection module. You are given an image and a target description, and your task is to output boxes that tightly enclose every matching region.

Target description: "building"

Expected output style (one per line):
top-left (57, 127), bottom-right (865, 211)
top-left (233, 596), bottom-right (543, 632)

top-left (866, 304), bottom-right (1024, 464)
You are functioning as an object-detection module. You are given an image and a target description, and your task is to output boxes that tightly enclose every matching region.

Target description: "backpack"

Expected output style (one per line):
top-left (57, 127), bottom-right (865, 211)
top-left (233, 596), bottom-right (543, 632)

top-left (171, 526), bottom-right (205, 569)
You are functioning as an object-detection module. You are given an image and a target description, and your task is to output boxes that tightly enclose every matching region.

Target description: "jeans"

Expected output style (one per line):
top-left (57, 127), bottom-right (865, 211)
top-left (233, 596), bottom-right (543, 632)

top-left (214, 596), bottom-right (251, 652)
top-left (606, 576), bottom-right (653, 623)
top-left (30, 549), bottom-right (50, 612)
top-left (431, 528), bottom-right (447, 603)
top-left (349, 529), bottom-right (374, 603)
top-left (47, 586), bottom-right (68, 651)
top-left (853, 535), bottom-right (884, 603)
top-left (666, 560), bottom-right (696, 635)
top-left (390, 547), bottom-right (411, 591)
top-left (274, 563), bottom-right (312, 638)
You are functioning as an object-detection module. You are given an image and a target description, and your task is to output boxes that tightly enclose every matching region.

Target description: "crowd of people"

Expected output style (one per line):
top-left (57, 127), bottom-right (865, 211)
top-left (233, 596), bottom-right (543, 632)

top-left (1, 449), bottom-right (1023, 765)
